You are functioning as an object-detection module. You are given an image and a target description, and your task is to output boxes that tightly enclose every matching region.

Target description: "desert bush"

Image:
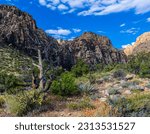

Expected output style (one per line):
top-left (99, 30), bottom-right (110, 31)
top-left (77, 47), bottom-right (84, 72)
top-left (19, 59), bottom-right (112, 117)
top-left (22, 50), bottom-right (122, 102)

top-left (45, 67), bottom-right (64, 80)
top-left (0, 72), bottom-right (23, 93)
top-left (127, 53), bottom-right (150, 78)
top-left (102, 63), bottom-right (116, 72)
top-left (88, 74), bottom-right (96, 84)
top-left (82, 100), bottom-right (116, 117)
top-left (114, 63), bottom-right (128, 70)
top-left (146, 83), bottom-right (150, 89)
top-left (4, 90), bottom-right (44, 116)
top-left (121, 81), bottom-right (139, 88)
top-left (113, 69), bottom-right (126, 79)
top-left (95, 63), bottom-right (104, 72)
top-left (68, 97), bottom-right (95, 111)
top-left (78, 82), bottom-right (95, 95)
top-left (109, 93), bottom-right (150, 117)
top-left (108, 88), bottom-right (120, 95)
top-left (51, 72), bottom-right (79, 96)
top-left (129, 85), bottom-right (144, 91)
top-left (71, 59), bottom-right (89, 77)
top-left (0, 95), bottom-right (5, 108)
top-left (102, 75), bottom-right (110, 82)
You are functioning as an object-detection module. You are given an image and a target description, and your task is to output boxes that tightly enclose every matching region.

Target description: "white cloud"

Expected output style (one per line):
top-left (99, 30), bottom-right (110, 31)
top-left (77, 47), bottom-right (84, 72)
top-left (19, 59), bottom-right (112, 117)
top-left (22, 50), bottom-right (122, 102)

top-left (122, 42), bottom-right (135, 49)
top-left (98, 30), bottom-right (105, 34)
top-left (147, 17), bottom-right (150, 22)
top-left (45, 27), bottom-right (71, 38)
top-left (38, 0), bottom-right (150, 16)
top-left (120, 28), bottom-right (139, 35)
top-left (73, 28), bottom-right (81, 33)
top-left (45, 27), bottom-right (82, 39)
top-left (39, 0), bottom-right (46, 6)
top-left (58, 4), bottom-right (68, 10)
top-left (120, 23), bottom-right (126, 27)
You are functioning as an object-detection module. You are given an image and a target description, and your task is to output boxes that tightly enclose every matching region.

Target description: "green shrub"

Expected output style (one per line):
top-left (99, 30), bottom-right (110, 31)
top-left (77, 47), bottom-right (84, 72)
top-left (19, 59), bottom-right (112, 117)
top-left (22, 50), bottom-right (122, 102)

top-left (0, 96), bottom-right (5, 108)
top-left (108, 88), bottom-right (120, 95)
top-left (4, 90), bottom-right (44, 116)
top-left (51, 72), bottom-right (78, 96)
top-left (88, 74), bottom-right (96, 84)
top-left (121, 81), bottom-right (139, 88)
top-left (45, 67), bottom-right (64, 80)
top-left (5, 94), bottom-right (28, 116)
top-left (146, 83), bottom-right (150, 89)
top-left (127, 53), bottom-right (150, 78)
top-left (68, 97), bottom-right (95, 111)
top-left (103, 64), bottom-right (116, 72)
top-left (0, 72), bottom-right (23, 93)
top-left (113, 69), bottom-right (126, 79)
top-left (109, 93), bottom-right (150, 117)
top-left (102, 75), bottom-right (110, 82)
top-left (95, 63), bottom-right (104, 72)
top-left (78, 82), bottom-right (95, 95)
top-left (71, 59), bottom-right (89, 77)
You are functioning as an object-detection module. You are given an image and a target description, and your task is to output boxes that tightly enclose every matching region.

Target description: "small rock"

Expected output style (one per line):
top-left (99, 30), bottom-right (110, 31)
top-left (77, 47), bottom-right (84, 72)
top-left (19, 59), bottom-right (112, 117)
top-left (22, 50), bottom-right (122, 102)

top-left (68, 113), bottom-right (72, 116)
top-left (100, 97), bottom-right (107, 102)
top-left (124, 90), bottom-right (131, 95)
top-left (104, 90), bottom-right (109, 96)
top-left (144, 87), bottom-right (150, 91)
top-left (120, 80), bottom-right (126, 84)
top-left (130, 85), bottom-right (145, 91)
top-left (125, 74), bottom-right (135, 80)
top-left (109, 95), bottom-right (120, 101)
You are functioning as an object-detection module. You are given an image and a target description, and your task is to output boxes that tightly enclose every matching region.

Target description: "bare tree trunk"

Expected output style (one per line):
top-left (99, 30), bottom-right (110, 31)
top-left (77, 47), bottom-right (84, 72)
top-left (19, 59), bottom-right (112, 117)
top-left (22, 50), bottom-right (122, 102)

top-left (38, 49), bottom-right (44, 90)
top-left (32, 71), bottom-right (37, 89)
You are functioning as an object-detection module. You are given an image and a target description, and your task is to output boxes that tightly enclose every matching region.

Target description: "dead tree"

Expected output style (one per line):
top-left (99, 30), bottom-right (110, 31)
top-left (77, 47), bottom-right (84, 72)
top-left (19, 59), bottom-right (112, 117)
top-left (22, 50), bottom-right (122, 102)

top-left (25, 31), bottom-right (53, 91)
top-left (32, 49), bottom-right (44, 90)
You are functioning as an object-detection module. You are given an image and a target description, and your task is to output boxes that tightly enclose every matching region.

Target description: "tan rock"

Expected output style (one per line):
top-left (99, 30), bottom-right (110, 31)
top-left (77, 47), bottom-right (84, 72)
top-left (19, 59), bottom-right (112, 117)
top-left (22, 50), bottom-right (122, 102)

top-left (124, 32), bottom-right (150, 56)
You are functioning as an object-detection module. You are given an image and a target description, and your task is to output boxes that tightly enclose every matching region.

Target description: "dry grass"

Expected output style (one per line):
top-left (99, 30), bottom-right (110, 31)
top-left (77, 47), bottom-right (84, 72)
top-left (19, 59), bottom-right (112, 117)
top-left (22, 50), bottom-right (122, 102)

top-left (82, 99), bottom-right (115, 117)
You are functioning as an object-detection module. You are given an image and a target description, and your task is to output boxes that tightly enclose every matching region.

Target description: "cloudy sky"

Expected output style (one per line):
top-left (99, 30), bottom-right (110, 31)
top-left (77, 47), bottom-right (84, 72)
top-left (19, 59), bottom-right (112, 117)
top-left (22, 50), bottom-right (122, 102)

top-left (1, 0), bottom-right (150, 48)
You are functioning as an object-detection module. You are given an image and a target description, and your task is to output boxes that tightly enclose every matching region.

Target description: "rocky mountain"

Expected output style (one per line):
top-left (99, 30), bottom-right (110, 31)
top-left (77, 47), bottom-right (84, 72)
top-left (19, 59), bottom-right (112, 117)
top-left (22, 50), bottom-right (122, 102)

top-left (60, 32), bottom-right (127, 69)
top-left (0, 5), bottom-right (60, 65)
top-left (124, 32), bottom-right (150, 56)
top-left (0, 5), bottom-right (127, 70)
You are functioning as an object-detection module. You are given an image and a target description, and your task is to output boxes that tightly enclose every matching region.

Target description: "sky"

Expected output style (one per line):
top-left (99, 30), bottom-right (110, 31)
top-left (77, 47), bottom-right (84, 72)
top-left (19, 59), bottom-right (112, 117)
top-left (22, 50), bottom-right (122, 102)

top-left (0, 0), bottom-right (150, 49)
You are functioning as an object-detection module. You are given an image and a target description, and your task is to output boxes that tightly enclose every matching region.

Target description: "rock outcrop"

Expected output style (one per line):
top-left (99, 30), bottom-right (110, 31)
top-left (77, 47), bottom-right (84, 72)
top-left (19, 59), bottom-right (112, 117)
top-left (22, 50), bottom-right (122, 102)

top-left (59, 32), bottom-right (127, 69)
top-left (124, 32), bottom-right (150, 56)
top-left (0, 5), bottom-right (127, 70)
top-left (0, 5), bottom-right (60, 65)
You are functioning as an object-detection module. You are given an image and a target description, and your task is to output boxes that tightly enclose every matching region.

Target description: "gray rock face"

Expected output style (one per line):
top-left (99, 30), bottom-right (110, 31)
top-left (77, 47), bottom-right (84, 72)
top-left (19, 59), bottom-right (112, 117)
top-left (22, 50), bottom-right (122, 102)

top-left (60, 32), bottom-right (127, 68)
top-left (0, 5), bottom-right (60, 66)
top-left (0, 5), bottom-right (127, 69)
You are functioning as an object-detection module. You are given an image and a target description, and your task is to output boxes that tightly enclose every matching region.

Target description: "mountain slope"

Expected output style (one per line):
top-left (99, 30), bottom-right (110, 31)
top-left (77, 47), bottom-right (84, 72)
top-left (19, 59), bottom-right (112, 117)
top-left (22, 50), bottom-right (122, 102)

top-left (124, 32), bottom-right (150, 56)
top-left (0, 5), bottom-right (127, 71)
top-left (59, 32), bottom-right (127, 69)
top-left (0, 5), bottom-right (60, 65)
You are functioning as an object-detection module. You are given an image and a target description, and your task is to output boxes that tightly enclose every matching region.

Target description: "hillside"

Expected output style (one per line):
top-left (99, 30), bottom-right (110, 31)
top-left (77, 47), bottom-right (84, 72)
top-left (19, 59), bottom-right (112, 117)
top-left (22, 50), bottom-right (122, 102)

top-left (0, 5), bottom-right (150, 117)
top-left (0, 5), bottom-right (127, 70)
top-left (0, 45), bottom-right (33, 77)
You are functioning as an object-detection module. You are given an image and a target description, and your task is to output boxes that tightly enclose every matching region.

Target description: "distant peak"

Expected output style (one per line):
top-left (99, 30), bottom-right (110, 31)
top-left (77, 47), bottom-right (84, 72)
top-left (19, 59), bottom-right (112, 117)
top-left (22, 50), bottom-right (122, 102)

top-left (82, 32), bottom-right (102, 38)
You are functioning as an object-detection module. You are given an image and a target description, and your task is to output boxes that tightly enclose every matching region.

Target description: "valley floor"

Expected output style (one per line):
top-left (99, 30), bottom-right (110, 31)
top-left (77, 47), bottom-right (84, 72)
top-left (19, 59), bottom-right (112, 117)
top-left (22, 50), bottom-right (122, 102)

top-left (1, 71), bottom-right (150, 117)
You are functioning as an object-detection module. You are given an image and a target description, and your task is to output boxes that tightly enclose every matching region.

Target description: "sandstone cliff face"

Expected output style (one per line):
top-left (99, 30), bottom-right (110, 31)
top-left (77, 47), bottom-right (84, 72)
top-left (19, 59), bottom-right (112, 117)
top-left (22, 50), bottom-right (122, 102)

top-left (132, 32), bottom-right (150, 54)
top-left (123, 45), bottom-right (135, 56)
top-left (0, 5), bottom-right (127, 69)
top-left (59, 32), bottom-right (127, 69)
top-left (124, 32), bottom-right (150, 56)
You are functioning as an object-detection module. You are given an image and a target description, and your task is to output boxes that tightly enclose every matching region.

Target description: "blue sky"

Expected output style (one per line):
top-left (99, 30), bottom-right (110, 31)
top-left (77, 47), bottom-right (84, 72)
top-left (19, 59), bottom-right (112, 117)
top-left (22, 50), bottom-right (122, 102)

top-left (1, 0), bottom-right (150, 48)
